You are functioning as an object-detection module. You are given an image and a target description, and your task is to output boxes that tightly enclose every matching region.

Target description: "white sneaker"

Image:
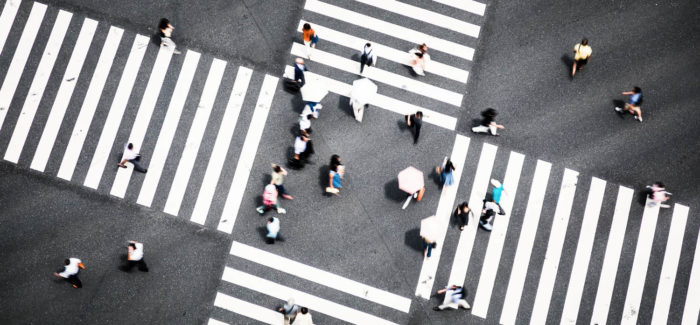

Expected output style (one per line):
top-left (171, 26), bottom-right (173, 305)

top-left (277, 208), bottom-right (286, 214)
top-left (316, 104), bottom-right (323, 110)
top-left (660, 204), bottom-right (671, 208)
top-left (615, 107), bottom-right (623, 112)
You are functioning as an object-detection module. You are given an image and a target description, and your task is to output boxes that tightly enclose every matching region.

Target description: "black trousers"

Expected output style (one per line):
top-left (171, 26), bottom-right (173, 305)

top-left (66, 274), bottom-right (82, 288)
top-left (125, 259), bottom-right (149, 272)
top-left (360, 55), bottom-right (373, 73)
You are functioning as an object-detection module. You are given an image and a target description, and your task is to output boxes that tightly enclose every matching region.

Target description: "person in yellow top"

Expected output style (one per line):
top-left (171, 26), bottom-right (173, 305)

top-left (572, 38), bottom-right (592, 77)
top-left (302, 23), bottom-right (319, 59)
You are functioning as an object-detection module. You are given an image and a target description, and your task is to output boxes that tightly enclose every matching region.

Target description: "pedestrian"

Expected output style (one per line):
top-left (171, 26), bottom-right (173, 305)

top-left (436, 156), bottom-right (455, 187)
top-left (291, 130), bottom-right (314, 167)
top-left (479, 198), bottom-right (506, 231)
top-left (432, 285), bottom-right (471, 311)
top-left (257, 184), bottom-right (287, 214)
top-left (278, 298), bottom-right (300, 325)
top-left (422, 237), bottom-right (436, 259)
top-left (158, 18), bottom-right (181, 54)
top-left (299, 113), bottom-right (313, 133)
top-left (302, 23), bottom-right (319, 59)
top-left (571, 38), bottom-right (592, 77)
top-left (327, 155), bottom-right (344, 195)
top-left (615, 86), bottom-right (644, 122)
top-left (294, 57), bottom-right (308, 88)
top-left (266, 217), bottom-right (281, 244)
top-left (124, 240), bottom-right (149, 272)
top-left (117, 143), bottom-right (147, 173)
top-left (408, 43), bottom-right (429, 76)
top-left (360, 42), bottom-right (376, 74)
top-left (294, 307), bottom-right (314, 325)
top-left (491, 179), bottom-right (506, 205)
top-left (301, 101), bottom-right (322, 119)
top-left (453, 202), bottom-right (471, 231)
top-left (405, 111), bottom-right (424, 144)
top-left (271, 164), bottom-right (293, 200)
top-left (472, 108), bottom-right (504, 136)
top-left (647, 182), bottom-right (671, 208)
top-left (53, 258), bottom-right (85, 288)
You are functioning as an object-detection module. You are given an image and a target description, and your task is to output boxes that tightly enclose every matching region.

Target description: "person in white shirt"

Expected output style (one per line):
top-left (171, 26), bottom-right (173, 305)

top-left (299, 114), bottom-right (312, 133)
top-left (125, 240), bottom-right (149, 272)
top-left (433, 285), bottom-right (471, 311)
top-left (117, 143), bottom-right (147, 173)
top-left (53, 258), bottom-right (85, 288)
top-left (360, 42), bottom-right (376, 74)
top-left (266, 217), bottom-right (281, 244)
top-left (294, 307), bottom-right (314, 325)
top-left (290, 131), bottom-right (313, 168)
top-left (479, 198), bottom-right (506, 231)
top-left (278, 298), bottom-right (299, 325)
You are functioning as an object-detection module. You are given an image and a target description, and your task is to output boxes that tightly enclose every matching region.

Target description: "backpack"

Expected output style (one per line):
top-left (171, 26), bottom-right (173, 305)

top-left (263, 186), bottom-right (276, 206)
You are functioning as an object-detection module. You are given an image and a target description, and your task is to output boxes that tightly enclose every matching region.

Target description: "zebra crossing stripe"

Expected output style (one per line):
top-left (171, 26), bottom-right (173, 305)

top-left (589, 185), bottom-right (634, 325)
top-left (189, 67), bottom-right (252, 224)
top-left (222, 267), bottom-right (400, 325)
top-left (297, 20), bottom-right (469, 83)
top-left (283, 66), bottom-right (457, 130)
top-left (0, 0), bottom-right (21, 56)
top-left (290, 43), bottom-right (463, 106)
top-left (206, 317), bottom-right (230, 325)
top-left (354, 0), bottom-right (480, 38)
top-left (439, 143), bottom-right (497, 301)
top-left (304, 0), bottom-right (475, 61)
top-left (499, 159), bottom-right (552, 325)
top-left (414, 135), bottom-right (470, 299)
top-left (682, 217), bottom-right (700, 325)
top-left (0, 1), bottom-right (46, 133)
top-left (4, 9), bottom-right (71, 163)
top-left (470, 151), bottom-right (525, 316)
top-left (162, 58), bottom-right (226, 213)
top-left (433, 0), bottom-right (486, 16)
top-left (651, 204), bottom-right (689, 324)
top-left (216, 75), bottom-right (278, 234)
top-left (530, 168), bottom-right (579, 324)
top-left (136, 51), bottom-right (201, 207)
top-left (56, 26), bottom-right (123, 181)
top-left (560, 177), bottom-right (607, 324)
top-left (213, 292), bottom-right (283, 324)
top-left (30, 18), bottom-right (97, 172)
top-left (620, 199), bottom-right (661, 324)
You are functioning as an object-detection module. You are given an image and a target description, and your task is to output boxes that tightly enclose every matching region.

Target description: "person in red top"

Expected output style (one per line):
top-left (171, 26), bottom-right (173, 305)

top-left (302, 23), bottom-right (318, 59)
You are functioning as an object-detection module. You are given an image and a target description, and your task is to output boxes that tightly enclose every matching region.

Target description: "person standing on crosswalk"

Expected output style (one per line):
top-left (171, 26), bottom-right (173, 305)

top-left (118, 143), bottom-right (147, 173)
top-left (124, 240), bottom-right (149, 272)
top-left (360, 43), bottom-right (376, 74)
top-left (433, 285), bottom-right (471, 311)
top-left (158, 18), bottom-right (181, 55)
top-left (472, 108), bottom-right (505, 136)
top-left (53, 258), bottom-right (85, 288)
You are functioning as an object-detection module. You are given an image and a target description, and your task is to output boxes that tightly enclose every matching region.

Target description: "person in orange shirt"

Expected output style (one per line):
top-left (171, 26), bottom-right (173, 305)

top-left (302, 23), bottom-right (319, 59)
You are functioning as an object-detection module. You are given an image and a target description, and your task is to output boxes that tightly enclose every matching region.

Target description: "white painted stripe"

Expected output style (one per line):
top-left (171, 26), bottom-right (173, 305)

top-left (305, 0), bottom-right (475, 61)
top-left (206, 317), bottom-right (231, 325)
top-left (682, 220), bottom-right (700, 325)
top-left (290, 43), bottom-right (463, 107)
top-left (222, 267), bottom-right (400, 325)
top-left (231, 240), bottom-right (412, 313)
top-left (135, 51), bottom-right (200, 206)
top-left (56, 26), bottom-right (123, 181)
top-left (499, 160), bottom-right (552, 325)
top-left (213, 292), bottom-right (283, 324)
top-left (651, 204), bottom-right (689, 325)
top-left (0, 0), bottom-right (21, 56)
top-left (433, 0), bottom-right (486, 16)
top-left (560, 177), bottom-right (607, 324)
top-left (529, 168), bottom-right (579, 325)
top-left (354, 0), bottom-right (480, 38)
top-left (620, 199), bottom-right (661, 324)
top-left (0, 2), bottom-right (46, 133)
top-left (298, 20), bottom-right (469, 83)
top-left (30, 18), bottom-right (97, 172)
top-left (189, 67), bottom-right (252, 223)
top-left (413, 135), bottom-right (470, 299)
top-left (284, 66), bottom-right (456, 130)
top-left (216, 75), bottom-right (278, 233)
top-left (470, 151), bottom-right (525, 315)
top-left (4, 10), bottom-right (71, 163)
top-left (161, 59), bottom-right (225, 211)
top-left (438, 143), bottom-right (497, 301)
top-left (79, 34), bottom-right (148, 186)
top-left (589, 186), bottom-right (634, 325)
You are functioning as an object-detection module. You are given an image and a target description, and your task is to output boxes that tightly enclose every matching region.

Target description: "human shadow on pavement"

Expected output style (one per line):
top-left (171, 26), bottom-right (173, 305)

top-left (337, 96), bottom-right (354, 118)
top-left (405, 228), bottom-right (423, 252)
top-left (384, 179), bottom-right (407, 202)
top-left (561, 54), bottom-right (574, 79)
top-left (318, 165), bottom-right (331, 196)
top-left (612, 99), bottom-right (627, 119)
top-left (637, 188), bottom-right (652, 206)
top-left (397, 119), bottom-right (408, 132)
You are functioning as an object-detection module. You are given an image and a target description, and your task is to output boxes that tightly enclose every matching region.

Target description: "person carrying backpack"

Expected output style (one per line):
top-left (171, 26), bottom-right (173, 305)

top-left (257, 184), bottom-right (286, 214)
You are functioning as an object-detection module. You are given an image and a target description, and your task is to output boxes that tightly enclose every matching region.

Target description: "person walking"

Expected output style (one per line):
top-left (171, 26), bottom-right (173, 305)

top-left (294, 307), bottom-right (314, 325)
top-left (491, 179), bottom-right (506, 205)
top-left (290, 130), bottom-right (314, 168)
top-left (647, 182), bottom-right (671, 208)
top-left (405, 111), bottom-right (424, 144)
top-left (278, 298), bottom-right (300, 325)
top-left (117, 143), bottom-right (147, 173)
top-left (124, 240), bottom-right (149, 272)
top-left (436, 156), bottom-right (455, 187)
top-left (454, 202), bottom-right (471, 231)
top-left (294, 58), bottom-right (308, 88)
top-left (472, 108), bottom-right (505, 136)
top-left (299, 113), bottom-right (313, 133)
top-left (271, 164), bottom-right (293, 200)
top-left (266, 217), bottom-right (281, 244)
top-left (53, 258), bottom-right (85, 288)
top-left (480, 198), bottom-right (506, 231)
top-left (615, 86), bottom-right (644, 122)
top-left (360, 42), bottom-right (376, 74)
top-left (327, 156), bottom-right (343, 195)
top-left (302, 23), bottom-right (319, 59)
top-left (432, 285), bottom-right (471, 311)
top-left (158, 18), bottom-right (181, 54)
top-left (257, 184), bottom-right (286, 214)
top-left (571, 38), bottom-right (592, 77)
top-left (408, 43), bottom-right (430, 76)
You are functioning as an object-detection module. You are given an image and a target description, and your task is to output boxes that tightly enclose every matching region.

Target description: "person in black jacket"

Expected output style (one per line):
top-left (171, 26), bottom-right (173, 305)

top-left (294, 58), bottom-right (307, 87)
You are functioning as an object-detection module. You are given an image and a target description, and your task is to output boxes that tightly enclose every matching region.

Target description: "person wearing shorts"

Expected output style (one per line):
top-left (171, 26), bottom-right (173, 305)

top-left (615, 86), bottom-right (644, 122)
top-left (572, 38), bottom-right (592, 77)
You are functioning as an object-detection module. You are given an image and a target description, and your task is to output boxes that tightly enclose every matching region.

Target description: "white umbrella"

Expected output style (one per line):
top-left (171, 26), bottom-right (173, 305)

top-left (420, 215), bottom-right (440, 243)
top-left (300, 75), bottom-right (328, 103)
